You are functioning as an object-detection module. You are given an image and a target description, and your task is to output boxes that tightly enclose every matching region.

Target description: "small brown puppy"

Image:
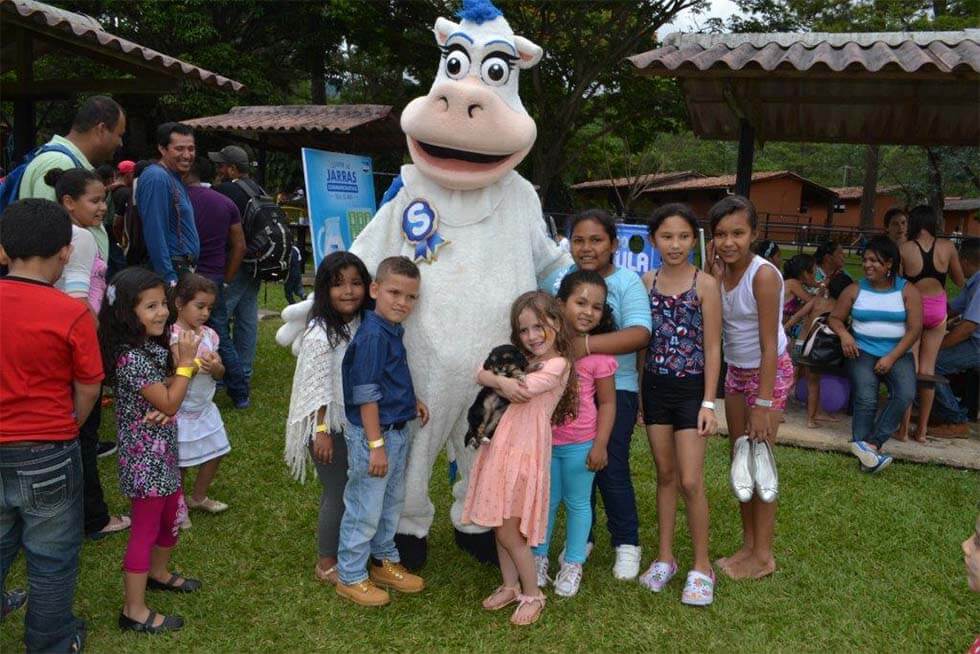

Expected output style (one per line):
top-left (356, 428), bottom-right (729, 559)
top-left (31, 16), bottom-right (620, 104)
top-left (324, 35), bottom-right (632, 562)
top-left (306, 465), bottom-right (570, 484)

top-left (464, 344), bottom-right (529, 449)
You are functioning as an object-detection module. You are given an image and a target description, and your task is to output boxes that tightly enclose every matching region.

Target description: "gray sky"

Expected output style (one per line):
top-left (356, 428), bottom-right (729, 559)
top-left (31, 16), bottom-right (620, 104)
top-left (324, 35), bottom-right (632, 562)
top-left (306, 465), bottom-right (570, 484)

top-left (662, 0), bottom-right (743, 34)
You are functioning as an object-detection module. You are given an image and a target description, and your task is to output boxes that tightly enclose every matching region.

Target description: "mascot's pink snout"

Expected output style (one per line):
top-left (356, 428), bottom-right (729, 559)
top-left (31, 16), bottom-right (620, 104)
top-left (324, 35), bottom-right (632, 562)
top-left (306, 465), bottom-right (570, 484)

top-left (402, 78), bottom-right (536, 191)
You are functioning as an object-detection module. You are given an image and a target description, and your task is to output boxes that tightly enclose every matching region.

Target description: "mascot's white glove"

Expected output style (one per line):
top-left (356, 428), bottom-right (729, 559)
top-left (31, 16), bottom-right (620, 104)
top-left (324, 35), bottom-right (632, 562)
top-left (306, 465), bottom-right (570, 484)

top-left (276, 295), bottom-right (314, 356)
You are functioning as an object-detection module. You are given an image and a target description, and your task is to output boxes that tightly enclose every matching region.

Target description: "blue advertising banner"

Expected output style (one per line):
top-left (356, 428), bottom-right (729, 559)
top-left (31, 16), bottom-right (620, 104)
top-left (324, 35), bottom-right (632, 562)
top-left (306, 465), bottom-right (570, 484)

top-left (615, 223), bottom-right (661, 273)
top-left (301, 148), bottom-right (377, 269)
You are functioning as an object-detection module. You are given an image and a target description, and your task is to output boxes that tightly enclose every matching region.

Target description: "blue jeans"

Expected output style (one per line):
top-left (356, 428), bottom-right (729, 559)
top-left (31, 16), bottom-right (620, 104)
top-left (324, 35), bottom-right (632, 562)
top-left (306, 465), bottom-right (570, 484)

top-left (337, 423), bottom-right (409, 585)
top-left (0, 441), bottom-right (85, 653)
top-left (848, 351), bottom-right (916, 448)
top-left (591, 390), bottom-right (639, 547)
top-left (205, 276), bottom-right (249, 403)
top-left (223, 266), bottom-right (260, 383)
top-left (933, 339), bottom-right (980, 424)
top-left (532, 440), bottom-right (595, 564)
top-left (284, 246), bottom-right (305, 306)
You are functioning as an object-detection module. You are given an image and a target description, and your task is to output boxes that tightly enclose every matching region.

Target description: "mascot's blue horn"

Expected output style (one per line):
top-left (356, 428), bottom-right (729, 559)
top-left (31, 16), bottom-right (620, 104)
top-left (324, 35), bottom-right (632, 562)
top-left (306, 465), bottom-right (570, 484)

top-left (457, 0), bottom-right (503, 24)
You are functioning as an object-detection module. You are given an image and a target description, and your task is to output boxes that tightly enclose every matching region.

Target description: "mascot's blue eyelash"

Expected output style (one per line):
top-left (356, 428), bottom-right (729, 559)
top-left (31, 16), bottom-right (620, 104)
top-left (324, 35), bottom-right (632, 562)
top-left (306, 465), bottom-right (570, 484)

top-left (487, 51), bottom-right (518, 69)
top-left (440, 45), bottom-right (517, 69)
top-left (439, 44), bottom-right (466, 58)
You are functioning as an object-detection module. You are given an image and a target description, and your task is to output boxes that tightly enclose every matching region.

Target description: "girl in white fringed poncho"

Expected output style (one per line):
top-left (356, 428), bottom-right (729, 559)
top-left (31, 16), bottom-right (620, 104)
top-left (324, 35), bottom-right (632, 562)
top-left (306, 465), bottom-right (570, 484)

top-left (284, 252), bottom-right (372, 585)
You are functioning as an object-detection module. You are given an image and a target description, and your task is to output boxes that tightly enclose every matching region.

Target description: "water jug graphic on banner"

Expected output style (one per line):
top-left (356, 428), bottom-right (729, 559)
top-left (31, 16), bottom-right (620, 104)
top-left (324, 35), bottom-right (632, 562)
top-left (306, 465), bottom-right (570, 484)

top-left (301, 148), bottom-right (377, 268)
top-left (319, 217), bottom-right (345, 258)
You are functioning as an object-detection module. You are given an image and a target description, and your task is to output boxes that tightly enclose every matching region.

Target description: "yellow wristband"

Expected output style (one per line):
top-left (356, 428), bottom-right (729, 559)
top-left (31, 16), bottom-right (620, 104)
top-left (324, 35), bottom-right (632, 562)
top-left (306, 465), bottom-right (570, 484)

top-left (193, 357), bottom-right (204, 370)
top-left (315, 424), bottom-right (328, 434)
top-left (175, 366), bottom-right (195, 379)
top-left (367, 438), bottom-right (385, 450)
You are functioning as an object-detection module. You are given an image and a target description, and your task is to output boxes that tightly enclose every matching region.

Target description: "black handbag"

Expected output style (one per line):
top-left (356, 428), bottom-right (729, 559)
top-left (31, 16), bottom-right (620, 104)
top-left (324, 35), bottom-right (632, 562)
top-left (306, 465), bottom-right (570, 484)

top-left (801, 313), bottom-right (844, 368)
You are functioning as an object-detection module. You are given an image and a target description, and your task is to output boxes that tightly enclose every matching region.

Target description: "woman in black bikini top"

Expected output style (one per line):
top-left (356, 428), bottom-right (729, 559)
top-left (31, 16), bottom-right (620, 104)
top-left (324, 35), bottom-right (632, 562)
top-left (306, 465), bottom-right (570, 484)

top-left (897, 205), bottom-right (965, 444)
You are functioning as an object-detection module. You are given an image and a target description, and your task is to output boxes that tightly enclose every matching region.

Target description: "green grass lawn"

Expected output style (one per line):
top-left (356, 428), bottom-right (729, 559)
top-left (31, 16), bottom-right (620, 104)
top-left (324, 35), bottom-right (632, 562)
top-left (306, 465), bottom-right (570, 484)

top-left (2, 285), bottom-right (977, 653)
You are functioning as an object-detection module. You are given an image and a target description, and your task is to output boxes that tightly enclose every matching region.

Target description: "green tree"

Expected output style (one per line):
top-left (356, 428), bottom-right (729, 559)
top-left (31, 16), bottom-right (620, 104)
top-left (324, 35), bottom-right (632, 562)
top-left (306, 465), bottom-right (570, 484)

top-left (500, 0), bottom-right (705, 206)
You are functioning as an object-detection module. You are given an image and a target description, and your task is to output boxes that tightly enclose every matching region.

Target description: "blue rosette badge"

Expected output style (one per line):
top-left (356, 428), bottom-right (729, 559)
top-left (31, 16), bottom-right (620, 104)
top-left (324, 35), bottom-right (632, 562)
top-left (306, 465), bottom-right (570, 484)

top-left (401, 198), bottom-right (449, 263)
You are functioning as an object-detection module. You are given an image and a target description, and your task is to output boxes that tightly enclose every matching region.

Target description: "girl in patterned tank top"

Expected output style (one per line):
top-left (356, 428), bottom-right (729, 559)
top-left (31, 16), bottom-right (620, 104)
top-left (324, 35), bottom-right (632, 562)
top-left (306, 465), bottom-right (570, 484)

top-left (638, 204), bottom-right (722, 606)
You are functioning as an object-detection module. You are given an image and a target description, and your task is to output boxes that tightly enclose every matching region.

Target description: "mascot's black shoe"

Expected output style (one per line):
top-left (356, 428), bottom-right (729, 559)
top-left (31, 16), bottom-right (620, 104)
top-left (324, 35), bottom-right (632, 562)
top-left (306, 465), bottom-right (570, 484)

top-left (454, 529), bottom-right (498, 566)
top-left (394, 534), bottom-right (428, 571)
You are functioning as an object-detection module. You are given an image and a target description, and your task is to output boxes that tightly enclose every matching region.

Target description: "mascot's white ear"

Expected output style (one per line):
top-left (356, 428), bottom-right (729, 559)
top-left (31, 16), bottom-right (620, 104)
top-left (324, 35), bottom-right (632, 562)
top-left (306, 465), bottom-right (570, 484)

top-left (514, 35), bottom-right (543, 68)
top-left (276, 297), bottom-right (314, 357)
top-left (434, 17), bottom-right (459, 46)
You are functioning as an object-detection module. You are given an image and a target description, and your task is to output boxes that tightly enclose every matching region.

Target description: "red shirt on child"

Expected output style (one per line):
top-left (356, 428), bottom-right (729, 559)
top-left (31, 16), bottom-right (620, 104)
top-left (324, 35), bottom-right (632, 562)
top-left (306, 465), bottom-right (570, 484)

top-left (0, 277), bottom-right (104, 442)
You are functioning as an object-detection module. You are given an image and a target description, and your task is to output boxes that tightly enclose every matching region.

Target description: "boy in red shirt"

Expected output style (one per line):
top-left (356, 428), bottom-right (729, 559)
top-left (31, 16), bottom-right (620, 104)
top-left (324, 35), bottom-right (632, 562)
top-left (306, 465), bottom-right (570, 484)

top-left (0, 199), bottom-right (103, 653)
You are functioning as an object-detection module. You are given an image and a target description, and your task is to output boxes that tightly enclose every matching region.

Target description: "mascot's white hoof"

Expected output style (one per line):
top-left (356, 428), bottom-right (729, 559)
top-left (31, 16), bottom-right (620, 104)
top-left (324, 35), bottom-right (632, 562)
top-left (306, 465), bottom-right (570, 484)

top-left (276, 297), bottom-right (314, 355)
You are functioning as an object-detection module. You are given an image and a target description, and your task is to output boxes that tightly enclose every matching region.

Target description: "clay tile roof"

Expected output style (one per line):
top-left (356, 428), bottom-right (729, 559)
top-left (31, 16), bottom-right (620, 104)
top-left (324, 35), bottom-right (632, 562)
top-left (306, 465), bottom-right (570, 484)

top-left (645, 170), bottom-right (780, 192)
top-left (570, 170), bottom-right (703, 190)
top-left (182, 105), bottom-right (395, 133)
top-left (629, 30), bottom-right (980, 75)
top-left (830, 186), bottom-right (899, 200)
top-left (1, 0), bottom-right (245, 92)
top-left (627, 30), bottom-right (980, 146)
top-left (945, 198), bottom-right (980, 212)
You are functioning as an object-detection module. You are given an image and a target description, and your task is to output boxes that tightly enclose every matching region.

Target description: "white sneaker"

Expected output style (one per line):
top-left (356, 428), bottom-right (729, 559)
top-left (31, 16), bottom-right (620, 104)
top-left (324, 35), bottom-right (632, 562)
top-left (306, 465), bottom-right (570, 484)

top-left (553, 562), bottom-right (583, 597)
top-left (612, 544), bottom-right (642, 580)
top-left (558, 542), bottom-right (594, 566)
top-left (534, 555), bottom-right (550, 588)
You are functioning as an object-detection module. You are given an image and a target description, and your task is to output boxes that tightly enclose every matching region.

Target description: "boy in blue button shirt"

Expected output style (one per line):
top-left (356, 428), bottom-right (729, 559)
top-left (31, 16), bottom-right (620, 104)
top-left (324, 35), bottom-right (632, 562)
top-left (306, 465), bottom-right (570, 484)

top-left (336, 256), bottom-right (430, 606)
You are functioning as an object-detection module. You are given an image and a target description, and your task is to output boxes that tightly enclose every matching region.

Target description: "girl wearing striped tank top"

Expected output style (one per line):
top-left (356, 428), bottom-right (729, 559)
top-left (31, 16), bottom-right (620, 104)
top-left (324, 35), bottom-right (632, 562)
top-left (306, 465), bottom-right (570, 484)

top-left (829, 236), bottom-right (921, 474)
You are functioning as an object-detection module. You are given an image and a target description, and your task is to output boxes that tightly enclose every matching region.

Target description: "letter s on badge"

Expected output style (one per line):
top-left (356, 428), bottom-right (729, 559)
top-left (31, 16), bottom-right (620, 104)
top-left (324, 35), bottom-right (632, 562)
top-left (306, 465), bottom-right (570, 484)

top-left (401, 198), bottom-right (449, 263)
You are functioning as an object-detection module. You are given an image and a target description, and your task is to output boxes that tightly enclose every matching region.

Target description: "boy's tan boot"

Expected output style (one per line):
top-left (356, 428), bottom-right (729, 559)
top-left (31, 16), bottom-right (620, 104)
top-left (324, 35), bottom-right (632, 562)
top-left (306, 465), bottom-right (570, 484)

top-left (335, 579), bottom-right (390, 606)
top-left (369, 560), bottom-right (425, 593)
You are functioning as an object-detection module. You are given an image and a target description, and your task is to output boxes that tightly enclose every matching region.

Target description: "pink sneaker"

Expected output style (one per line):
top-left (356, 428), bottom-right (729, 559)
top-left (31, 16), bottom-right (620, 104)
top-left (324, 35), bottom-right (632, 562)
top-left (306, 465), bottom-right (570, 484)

top-left (638, 560), bottom-right (677, 592)
top-left (681, 569), bottom-right (715, 606)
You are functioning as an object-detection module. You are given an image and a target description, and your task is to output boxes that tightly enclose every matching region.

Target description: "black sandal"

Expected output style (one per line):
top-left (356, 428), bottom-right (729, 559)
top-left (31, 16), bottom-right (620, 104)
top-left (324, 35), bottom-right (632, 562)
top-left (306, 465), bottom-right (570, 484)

top-left (147, 572), bottom-right (202, 593)
top-left (118, 610), bottom-right (184, 634)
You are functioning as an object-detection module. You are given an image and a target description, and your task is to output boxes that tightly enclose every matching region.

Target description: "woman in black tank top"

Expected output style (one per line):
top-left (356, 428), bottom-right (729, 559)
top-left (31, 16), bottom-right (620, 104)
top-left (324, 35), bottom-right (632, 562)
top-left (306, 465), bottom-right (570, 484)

top-left (898, 206), bottom-right (966, 443)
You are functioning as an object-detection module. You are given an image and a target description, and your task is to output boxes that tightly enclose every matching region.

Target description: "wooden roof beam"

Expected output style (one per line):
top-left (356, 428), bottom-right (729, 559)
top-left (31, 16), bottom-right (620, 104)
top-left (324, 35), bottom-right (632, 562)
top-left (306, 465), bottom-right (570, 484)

top-left (1, 76), bottom-right (179, 99)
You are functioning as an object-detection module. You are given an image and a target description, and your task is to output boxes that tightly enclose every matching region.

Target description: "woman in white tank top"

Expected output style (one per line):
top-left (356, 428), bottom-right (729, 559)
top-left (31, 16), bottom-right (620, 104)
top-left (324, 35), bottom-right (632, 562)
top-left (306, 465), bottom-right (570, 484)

top-left (709, 196), bottom-right (794, 583)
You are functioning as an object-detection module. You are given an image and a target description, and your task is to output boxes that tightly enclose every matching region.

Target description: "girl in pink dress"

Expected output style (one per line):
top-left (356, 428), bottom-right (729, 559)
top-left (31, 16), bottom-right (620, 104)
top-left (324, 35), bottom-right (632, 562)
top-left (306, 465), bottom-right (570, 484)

top-left (462, 291), bottom-right (577, 626)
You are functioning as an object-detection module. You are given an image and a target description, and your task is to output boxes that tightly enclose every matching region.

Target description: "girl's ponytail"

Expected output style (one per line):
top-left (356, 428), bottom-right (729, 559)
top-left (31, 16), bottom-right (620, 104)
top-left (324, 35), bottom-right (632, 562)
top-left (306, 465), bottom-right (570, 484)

top-left (44, 167), bottom-right (101, 204)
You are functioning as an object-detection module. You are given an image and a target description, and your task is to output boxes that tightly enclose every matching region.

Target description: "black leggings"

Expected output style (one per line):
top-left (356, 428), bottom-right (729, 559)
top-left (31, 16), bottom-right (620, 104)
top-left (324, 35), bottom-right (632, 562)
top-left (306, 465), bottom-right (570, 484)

top-left (80, 392), bottom-right (110, 535)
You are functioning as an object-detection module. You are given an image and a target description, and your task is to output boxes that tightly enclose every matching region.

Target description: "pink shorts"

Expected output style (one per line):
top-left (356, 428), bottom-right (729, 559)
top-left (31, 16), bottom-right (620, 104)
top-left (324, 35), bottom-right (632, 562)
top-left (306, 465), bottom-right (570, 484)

top-left (921, 292), bottom-right (947, 330)
top-left (725, 351), bottom-right (795, 410)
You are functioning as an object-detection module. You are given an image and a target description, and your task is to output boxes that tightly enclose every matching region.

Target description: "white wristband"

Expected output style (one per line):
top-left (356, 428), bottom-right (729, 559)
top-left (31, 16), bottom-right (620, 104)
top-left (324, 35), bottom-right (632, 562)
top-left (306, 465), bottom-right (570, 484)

top-left (754, 398), bottom-right (774, 408)
top-left (701, 400), bottom-right (715, 411)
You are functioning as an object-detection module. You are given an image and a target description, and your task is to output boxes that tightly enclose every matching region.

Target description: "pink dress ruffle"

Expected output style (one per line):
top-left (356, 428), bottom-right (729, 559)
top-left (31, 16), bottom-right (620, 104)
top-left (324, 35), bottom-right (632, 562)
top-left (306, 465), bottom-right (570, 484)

top-left (461, 356), bottom-right (569, 546)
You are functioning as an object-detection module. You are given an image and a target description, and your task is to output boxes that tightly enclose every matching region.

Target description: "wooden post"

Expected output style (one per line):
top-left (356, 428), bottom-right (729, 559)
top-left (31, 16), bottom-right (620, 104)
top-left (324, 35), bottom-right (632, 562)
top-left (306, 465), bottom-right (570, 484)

top-left (734, 119), bottom-right (755, 199)
top-left (859, 145), bottom-right (880, 231)
top-left (12, 30), bottom-right (36, 160)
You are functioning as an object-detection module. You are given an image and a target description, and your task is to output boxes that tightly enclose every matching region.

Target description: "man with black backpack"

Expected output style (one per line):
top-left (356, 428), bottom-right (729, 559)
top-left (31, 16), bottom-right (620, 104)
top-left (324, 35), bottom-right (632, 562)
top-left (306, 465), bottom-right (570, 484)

top-left (210, 145), bottom-right (292, 406)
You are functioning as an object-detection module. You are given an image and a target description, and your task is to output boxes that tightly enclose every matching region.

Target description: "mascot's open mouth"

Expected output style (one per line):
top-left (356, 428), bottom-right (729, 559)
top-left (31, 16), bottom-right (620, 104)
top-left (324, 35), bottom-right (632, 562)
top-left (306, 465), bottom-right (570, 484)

top-left (417, 140), bottom-right (511, 164)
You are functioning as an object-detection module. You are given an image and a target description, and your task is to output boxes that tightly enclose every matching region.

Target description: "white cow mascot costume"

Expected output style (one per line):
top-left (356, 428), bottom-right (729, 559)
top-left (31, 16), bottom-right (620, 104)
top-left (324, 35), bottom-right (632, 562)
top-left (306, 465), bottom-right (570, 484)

top-left (278, 0), bottom-right (570, 568)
